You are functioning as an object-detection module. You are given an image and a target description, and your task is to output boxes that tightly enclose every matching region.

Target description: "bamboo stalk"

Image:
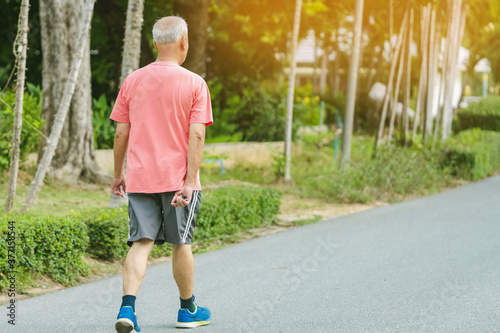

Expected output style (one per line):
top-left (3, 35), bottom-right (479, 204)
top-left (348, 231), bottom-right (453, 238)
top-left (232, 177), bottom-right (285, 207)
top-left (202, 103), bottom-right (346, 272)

top-left (434, 0), bottom-right (454, 139)
top-left (375, 7), bottom-right (409, 150)
top-left (5, 0), bottom-right (30, 212)
top-left (284, 0), bottom-right (302, 182)
top-left (388, 18), bottom-right (408, 141)
top-left (424, 6), bottom-right (437, 140)
top-left (21, 0), bottom-right (96, 213)
top-left (441, 0), bottom-right (462, 140)
top-left (413, 5), bottom-right (430, 139)
top-left (403, 8), bottom-right (414, 144)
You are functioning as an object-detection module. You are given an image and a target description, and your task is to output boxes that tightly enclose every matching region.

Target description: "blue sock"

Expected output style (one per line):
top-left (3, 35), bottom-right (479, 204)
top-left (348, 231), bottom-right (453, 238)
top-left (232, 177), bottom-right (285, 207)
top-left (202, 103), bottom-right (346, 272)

top-left (180, 295), bottom-right (195, 312)
top-left (121, 295), bottom-right (136, 312)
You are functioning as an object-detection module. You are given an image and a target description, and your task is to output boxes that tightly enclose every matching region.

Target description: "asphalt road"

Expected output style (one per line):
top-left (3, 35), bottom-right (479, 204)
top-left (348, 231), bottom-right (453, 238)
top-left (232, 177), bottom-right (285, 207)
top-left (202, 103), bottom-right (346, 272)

top-left (3, 175), bottom-right (500, 332)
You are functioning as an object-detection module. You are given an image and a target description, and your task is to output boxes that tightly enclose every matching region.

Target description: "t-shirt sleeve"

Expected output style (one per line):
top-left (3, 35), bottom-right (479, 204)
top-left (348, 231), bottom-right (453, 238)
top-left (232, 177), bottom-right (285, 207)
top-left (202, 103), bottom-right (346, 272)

top-left (190, 79), bottom-right (213, 126)
top-left (110, 78), bottom-right (130, 123)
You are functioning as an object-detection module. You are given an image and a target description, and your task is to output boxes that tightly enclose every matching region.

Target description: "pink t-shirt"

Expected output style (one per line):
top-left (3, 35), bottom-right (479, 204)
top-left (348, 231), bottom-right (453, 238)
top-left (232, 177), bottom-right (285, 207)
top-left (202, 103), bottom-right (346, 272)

top-left (110, 61), bottom-right (213, 193)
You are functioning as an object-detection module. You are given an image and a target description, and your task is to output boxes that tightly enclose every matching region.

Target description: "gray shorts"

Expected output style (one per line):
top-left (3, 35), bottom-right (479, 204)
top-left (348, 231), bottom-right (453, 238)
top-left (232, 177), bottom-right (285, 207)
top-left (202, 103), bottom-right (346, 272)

top-left (127, 191), bottom-right (201, 246)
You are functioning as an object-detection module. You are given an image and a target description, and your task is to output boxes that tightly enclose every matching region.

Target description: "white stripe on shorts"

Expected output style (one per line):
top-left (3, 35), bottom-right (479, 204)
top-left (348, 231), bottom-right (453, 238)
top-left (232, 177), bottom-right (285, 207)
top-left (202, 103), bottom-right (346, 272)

top-left (182, 191), bottom-right (199, 243)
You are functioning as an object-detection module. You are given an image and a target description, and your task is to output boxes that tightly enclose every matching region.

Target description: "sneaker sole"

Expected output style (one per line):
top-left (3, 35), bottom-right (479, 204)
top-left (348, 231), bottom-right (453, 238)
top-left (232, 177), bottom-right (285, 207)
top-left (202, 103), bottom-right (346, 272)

top-left (115, 318), bottom-right (137, 333)
top-left (175, 320), bottom-right (211, 328)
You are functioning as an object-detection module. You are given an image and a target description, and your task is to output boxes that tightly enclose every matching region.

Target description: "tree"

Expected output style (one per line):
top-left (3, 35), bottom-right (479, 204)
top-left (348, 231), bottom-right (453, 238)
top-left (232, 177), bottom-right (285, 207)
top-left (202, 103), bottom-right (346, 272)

top-left (36, 0), bottom-right (107, 185)
top-left (174, 0), bottom-right (210, 76)
top-left (21, 0), bottom-right (96, 212)
top-left (120, 0), bottom-right (145, 85)
top-left (341, 0), bottom-right (364, 167)
top-left (284, 0), bottom-right (302, 183)
top-left (5, 0), bottom-right (30, 213)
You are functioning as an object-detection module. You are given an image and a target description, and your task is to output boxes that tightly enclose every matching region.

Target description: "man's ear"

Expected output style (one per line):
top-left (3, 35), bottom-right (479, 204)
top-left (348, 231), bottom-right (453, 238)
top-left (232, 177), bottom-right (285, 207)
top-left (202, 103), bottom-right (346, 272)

top-left (181, 35), bottom-right (188, 51)
top-left (153, 40), bottom-right (159, 51)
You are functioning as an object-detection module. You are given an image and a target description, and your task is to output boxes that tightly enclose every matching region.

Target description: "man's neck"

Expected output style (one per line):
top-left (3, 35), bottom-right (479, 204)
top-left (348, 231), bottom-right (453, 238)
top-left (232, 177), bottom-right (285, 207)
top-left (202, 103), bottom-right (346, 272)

top-left (155, 56), bottom-right (180, 65)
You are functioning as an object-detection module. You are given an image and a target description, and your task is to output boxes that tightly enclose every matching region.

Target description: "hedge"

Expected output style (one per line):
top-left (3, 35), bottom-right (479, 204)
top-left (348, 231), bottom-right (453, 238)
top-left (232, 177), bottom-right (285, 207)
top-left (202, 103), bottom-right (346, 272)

top-left (75, 185), bottom-right (281, 261)
top-left (455, 96), bottom-right (500, 133)
top-left (0, 185), bottom-right (281, 291)
top-left (441, 129), bottom-right (500, 180)
top-left (0, 215), bottom-right (88, 291)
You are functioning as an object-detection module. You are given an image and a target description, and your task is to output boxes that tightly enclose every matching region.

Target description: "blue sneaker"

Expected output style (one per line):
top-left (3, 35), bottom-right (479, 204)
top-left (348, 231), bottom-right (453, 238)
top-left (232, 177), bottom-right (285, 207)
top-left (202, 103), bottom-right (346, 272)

top-left (115, 306), bottom-right (141, 333)
top-left (176, 303), bottom-right (211, 328)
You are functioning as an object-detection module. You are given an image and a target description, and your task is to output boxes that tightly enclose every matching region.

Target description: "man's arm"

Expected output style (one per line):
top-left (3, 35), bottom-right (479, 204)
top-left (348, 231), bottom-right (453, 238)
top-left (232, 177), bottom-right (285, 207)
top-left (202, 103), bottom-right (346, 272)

top-left (172, 123), bottom-right (206, 207)
top-left (111, 122), bottom-right (131, 197)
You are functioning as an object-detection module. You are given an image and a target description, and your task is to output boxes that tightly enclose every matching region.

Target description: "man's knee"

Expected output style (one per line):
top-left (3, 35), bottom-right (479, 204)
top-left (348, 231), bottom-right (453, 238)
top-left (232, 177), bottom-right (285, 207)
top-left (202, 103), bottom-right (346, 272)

top-left (172, 243), bottom-right (191, 252)
top-left (131, 238), bottom-right (155, 250)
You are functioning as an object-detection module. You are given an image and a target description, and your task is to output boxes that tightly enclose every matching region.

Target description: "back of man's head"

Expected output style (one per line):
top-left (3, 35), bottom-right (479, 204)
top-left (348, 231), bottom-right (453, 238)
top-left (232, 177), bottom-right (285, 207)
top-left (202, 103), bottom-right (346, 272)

top-left (153, 16), bottom-right (188, 44)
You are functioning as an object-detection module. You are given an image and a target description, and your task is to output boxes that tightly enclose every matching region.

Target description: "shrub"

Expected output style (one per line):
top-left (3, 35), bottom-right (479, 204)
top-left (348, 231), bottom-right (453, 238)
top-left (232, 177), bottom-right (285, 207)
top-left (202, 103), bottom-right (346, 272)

top-left (294, 143), bottom-right (450, 203)
top-left (233, 86), bottom-right (288, 141)
top-left (0, 84), bottom-right (44, 172)
top-left (0, 215), bottom-right (88, 291)
top-left (73, 207), bottom-right (129, 260)
top-left (441, 129), bottom-right (500, 180)
top-left (195, 186), bottom-right (281, 243)
top-left (455, 96), bottom-right (500, 132)
top-left (92, 94), bottom-right (116, 149)
top-left (76, 185), bottom-right (282, 260)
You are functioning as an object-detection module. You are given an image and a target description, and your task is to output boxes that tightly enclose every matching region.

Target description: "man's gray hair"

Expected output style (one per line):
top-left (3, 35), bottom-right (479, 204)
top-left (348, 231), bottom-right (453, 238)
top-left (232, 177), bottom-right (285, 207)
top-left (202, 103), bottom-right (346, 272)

top-left (152, 16), bottom-right (188, 44)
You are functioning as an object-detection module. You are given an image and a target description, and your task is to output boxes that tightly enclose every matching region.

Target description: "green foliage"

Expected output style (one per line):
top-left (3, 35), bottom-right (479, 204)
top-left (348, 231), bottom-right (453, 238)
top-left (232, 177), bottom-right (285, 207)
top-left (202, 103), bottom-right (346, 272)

top-left (0, 214), bottom-right (88, 291)
top-left (294, 95), bottom-right (323, 126)
top-left (73, 185), bottom-right (281, 261)
top-left (293, 143), bottom-right (450, 203)
top-left (73, 207), bottom-right (128, 260)
top-left (92, 94), bottom-right (116, 149)
top-left (0, 85), bottom-right (44, 172)
top-left (195, 186), bottom-right (282, 243)
top-left (441, 129), bottom-right (500, 180)
top-left (234, 85), bottom-right (287, 141)
top-left (455, 96), bottom-right (500, 133)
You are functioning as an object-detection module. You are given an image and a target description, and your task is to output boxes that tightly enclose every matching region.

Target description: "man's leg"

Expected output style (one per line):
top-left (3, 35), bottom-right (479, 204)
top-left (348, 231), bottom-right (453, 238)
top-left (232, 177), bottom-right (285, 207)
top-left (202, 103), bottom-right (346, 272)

top-left (171, 244), bottom-right (194, 299)
top-left (123, 238), bottom-right (155, 295)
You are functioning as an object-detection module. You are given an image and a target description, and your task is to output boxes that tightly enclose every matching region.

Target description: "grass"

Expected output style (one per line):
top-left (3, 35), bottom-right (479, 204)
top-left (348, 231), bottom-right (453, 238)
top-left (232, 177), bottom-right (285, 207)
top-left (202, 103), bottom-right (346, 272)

top-left (0, 172), bottom-right (110, 216)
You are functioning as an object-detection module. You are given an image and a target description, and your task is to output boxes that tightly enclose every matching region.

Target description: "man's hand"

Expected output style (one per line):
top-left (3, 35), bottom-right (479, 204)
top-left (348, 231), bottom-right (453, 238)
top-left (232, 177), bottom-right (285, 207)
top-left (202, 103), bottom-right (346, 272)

top-left (111, 176), bottom-right (126, 197)
top-left (171, 184), bottom-right (194, 207)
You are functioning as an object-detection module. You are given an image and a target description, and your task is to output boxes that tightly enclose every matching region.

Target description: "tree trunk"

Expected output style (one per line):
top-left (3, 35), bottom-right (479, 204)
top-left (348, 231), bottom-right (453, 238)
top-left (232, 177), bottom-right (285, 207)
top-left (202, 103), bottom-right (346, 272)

top-left (5, 0), bottom-right (30, 213)
top-left (426, 8), bottom-right (439, 139)
top-left (403, 8), bottom-right (413, 144)
top-left (21, 0), bottom-right (97, 213)
top-left (441, 0), bottom-right (462, 140)
top-left (312, 32), bottom-right (318, 94)
top-left (434, 1), bottom-right (453, 139)
top-left (120, 0), bottom-right (145, 85)
top-left (413, 5), bottom-right (429, 139)
top-left (443, 4), bottom-right (467, 138)
top-left (37, 0), bottom-right (107, 186)
top-left (388, 19), bottom-right (407, 141)
top-left (375, 8), bottom-right (408, 150)
top-left (332, 33), bottom-right (341, 98)
top-left (341, 0), bottom-right (364, 167)
top-left (174, 0), bottom-right (209, 76)
top-left (284, 0), bottom-right (302, 183)
top-left (319, 45), bottom-right (328, 96)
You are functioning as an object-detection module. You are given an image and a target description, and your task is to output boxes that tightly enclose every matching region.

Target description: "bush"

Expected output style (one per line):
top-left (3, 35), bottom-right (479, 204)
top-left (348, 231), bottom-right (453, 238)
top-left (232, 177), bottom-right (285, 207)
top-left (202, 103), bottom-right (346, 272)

top-left (441, 129), bottom-right (500, 180)
top-left (73, 207), bottom-right (129, 260)
top-left (92, 94), bottom-right (116, 149)
top-left (455, 96), bottom-right (500, 132)
top-left (75, 185), bottom-right (282, 260)
top-left (0, 215), bottom-right (88, 291)
top-left (294, 143), bottom-right (450, 203)
top-left (0, 84), bottom-right (44, 172)
top-left (233, 85), bottom-right (288, 141)
top-left (195, 186), bottom-right (281, 242)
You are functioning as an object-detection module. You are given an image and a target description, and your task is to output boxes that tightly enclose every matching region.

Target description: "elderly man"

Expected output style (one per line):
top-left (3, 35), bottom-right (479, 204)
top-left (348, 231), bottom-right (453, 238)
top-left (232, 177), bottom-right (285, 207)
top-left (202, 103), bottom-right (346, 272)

top-left (110, 16), bottom-right (212, 332)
